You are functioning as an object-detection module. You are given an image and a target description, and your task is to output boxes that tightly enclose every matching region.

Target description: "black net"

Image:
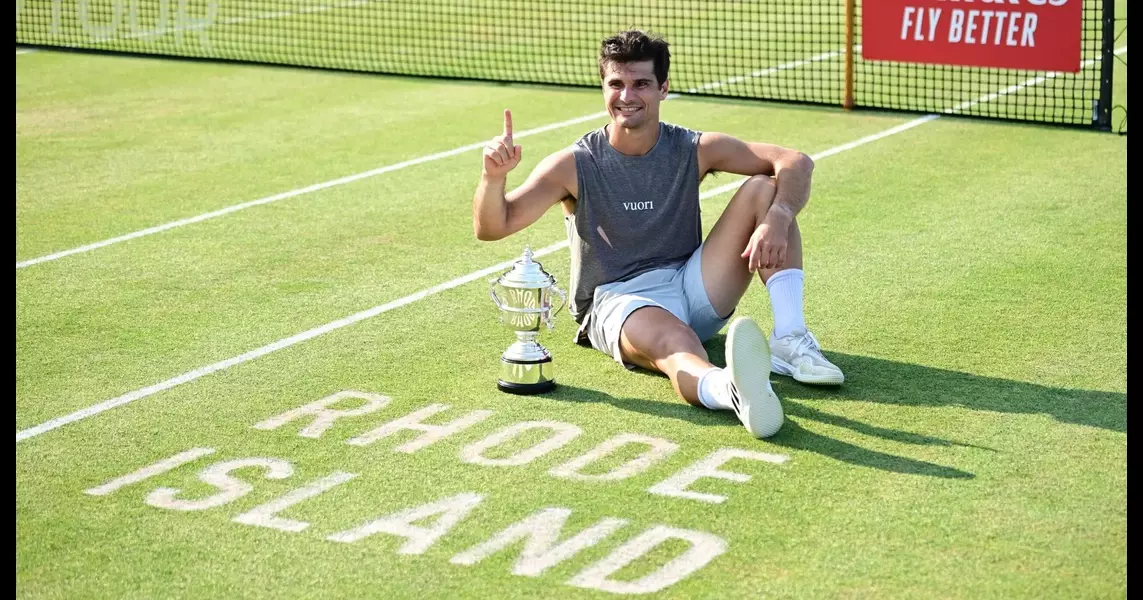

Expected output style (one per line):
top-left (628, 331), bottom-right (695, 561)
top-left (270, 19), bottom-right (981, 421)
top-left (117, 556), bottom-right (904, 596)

top-left (854, 0), bottom-right (1115, 127)
top-left (15, 1), bottom-right (1117, 129)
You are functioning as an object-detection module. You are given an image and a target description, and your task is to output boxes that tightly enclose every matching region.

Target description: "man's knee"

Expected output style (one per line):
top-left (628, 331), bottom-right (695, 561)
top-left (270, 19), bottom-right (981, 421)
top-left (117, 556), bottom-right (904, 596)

top-left (732, 174), bottom-right (797, 228)
top-left (621, 309), bottom-right (708, 364)
top-left (739, 174), bottom-right (776, 205)
top-left (720, 174), bottom-right (776, 223)
top-left (649, 325), bottom-right (708, 362)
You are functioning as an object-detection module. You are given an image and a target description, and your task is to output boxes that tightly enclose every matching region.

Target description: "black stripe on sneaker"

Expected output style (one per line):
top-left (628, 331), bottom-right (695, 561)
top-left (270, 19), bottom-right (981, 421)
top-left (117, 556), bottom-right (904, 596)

top-left (729, 384), bottom-right (741, 414)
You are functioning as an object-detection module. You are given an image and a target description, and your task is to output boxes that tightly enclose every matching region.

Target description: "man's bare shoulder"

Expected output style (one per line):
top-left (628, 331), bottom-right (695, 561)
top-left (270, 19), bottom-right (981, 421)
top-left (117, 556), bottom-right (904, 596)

top-left (696, 131), bottom-right (741, 176)
top-left (697, 131), bottom-right (740, 152)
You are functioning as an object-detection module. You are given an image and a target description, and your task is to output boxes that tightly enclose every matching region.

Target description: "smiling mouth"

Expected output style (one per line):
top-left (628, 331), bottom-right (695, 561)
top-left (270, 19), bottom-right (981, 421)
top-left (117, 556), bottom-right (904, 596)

top-left (616, 106), bottom-right (641, 115)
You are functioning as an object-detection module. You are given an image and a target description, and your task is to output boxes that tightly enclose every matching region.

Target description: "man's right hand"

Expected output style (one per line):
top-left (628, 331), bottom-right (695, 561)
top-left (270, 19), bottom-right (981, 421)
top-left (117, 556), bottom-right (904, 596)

top-left (483, 109), bottom-right (522, 178)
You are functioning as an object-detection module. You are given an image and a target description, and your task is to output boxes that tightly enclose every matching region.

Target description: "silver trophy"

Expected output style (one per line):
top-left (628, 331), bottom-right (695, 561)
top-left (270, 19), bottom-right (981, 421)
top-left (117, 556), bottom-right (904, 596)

top-left (489, 246), bottom-right (567, 394)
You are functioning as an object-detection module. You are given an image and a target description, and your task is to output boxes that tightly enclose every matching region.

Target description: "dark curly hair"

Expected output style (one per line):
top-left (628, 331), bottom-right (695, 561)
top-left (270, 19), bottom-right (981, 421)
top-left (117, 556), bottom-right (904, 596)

top-left (598, 29), bottom-right (671, 86)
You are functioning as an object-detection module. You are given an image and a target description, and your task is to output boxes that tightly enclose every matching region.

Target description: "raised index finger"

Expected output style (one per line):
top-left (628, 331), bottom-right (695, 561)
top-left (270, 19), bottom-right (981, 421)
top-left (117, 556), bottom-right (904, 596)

top-left (503, 109), bottom-right (513, 140)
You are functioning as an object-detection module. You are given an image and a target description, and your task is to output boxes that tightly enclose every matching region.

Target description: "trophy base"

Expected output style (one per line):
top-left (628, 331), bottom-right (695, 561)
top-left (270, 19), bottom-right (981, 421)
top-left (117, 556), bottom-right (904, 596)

top-left (497, 354), bottom-right (554, 395)
top-left (496, 379), bottom-right (556, 395)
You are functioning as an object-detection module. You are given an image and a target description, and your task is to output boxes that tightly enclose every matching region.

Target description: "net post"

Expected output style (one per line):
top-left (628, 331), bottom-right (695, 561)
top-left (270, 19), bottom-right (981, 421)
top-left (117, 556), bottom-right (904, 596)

top-left (844, 0), bottom-right (856, 110)
top-left (1096, 0), bottom-right (1115, 131)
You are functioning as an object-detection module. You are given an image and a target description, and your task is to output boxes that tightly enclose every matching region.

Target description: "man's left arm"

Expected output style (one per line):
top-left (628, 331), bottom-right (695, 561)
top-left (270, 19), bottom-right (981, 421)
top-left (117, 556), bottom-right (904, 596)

top-left (698, 131), bottom-right (814, 221)
top-left (698, 132), bottom-right (815, 272)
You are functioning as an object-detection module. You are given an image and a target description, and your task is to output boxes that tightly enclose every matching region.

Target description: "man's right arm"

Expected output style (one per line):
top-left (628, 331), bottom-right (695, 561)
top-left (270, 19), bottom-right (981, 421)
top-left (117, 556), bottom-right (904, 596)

top-left (473, 110), bottom-right (575, 241)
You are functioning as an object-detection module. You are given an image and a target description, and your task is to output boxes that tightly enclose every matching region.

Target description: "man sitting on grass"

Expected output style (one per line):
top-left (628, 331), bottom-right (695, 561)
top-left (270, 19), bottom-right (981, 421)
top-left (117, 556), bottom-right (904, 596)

top-left (471, 29), bottom-right (844, 438)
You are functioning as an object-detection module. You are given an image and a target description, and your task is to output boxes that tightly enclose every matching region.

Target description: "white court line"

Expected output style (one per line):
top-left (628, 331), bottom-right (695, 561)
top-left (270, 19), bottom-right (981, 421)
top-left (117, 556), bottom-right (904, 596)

top-left (15, 240), bottom-right (566, 443)
top-left (6, 116), bottom-right (965, 444)
top-left (15, 47), bottom-right (1126, 443)
top-left (698, 45), bottom-right (1128, 198)
top-left (15, 110), bottom-right (607, 269)
top-left (17, 45), bottom-right (1121, 270)
top-left (695, 115), bottom-right (942, 200)
top-left (17, 44), bottom-right (844, 270)
top-left (685, 49), bottom-right (844, 94)
top-left (16, 48), bottom-right (37, 55)
top-left (945, 45), bottom-right (1127, 114)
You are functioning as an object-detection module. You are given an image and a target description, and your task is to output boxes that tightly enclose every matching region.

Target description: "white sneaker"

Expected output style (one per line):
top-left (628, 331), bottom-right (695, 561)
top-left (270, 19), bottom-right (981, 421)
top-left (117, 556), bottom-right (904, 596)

top-left (725, 317), bottom-right (784, 438)
top-left (769, 330), bottom-right (845, 385)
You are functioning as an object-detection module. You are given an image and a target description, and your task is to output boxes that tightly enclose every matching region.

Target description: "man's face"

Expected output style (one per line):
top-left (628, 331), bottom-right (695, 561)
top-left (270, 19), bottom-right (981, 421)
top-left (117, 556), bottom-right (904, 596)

top-left (601, 60), bottom-right (668, 130)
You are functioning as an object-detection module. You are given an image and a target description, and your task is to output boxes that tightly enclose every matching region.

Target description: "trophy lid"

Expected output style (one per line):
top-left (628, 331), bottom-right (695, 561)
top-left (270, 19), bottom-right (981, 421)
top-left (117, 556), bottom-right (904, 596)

top-left (497, 245), bottom-right (555, 289)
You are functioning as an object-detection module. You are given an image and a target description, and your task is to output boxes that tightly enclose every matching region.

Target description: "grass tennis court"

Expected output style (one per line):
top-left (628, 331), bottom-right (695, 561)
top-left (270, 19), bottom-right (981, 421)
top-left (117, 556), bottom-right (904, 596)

top-left (16, 9), bottom-right (1126, 598)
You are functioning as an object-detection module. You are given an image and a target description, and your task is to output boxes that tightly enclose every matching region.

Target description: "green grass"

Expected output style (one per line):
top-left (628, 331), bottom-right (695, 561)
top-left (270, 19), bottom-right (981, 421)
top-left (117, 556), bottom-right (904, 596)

top-left (16, 18), bottom-right (1126, 600)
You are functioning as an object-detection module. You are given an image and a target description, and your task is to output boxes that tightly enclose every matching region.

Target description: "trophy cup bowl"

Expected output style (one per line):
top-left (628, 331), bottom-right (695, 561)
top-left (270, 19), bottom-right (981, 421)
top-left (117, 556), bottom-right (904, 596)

top-left (489, 246), bottom-right (567, 394)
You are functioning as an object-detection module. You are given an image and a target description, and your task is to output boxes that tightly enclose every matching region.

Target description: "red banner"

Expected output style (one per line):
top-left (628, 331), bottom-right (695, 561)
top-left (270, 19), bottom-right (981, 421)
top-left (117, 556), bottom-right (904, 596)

top-left (862, 0), bottom-right (1083, 72)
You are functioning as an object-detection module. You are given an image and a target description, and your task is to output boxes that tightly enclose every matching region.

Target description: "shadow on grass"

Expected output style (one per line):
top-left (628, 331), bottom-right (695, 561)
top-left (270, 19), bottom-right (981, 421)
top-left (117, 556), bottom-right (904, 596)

top-left (549, 384), bottom-right (975, 480)
top-left (544, 338), bottom-right (1126, 480)
top-left (702, 335), bottom-right (1126, 434)
top-left (790, 351), bottom-right (1127, 433)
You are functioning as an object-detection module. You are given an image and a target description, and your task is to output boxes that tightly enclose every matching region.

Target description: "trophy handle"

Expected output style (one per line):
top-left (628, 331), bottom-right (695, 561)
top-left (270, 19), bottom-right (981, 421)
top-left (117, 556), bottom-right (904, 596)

top-left (545, 284), bottom-right (567, 329)
top-left (489, 279), bottom-right (506, 310)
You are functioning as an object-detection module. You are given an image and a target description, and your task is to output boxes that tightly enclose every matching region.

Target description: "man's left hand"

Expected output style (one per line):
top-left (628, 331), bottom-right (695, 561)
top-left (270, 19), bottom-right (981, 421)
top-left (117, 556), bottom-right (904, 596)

top-left (740, 213), bottom-right (791, 273)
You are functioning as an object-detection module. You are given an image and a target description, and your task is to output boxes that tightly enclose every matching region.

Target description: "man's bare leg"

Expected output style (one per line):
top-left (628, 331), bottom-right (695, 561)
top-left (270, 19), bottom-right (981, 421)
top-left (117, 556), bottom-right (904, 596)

top-left (610, 175), bottom-right (832, 439)
top-left (699, 174), bottom-right (843, 385)
top-left (617, 305), bottom-right (785, 438)
top-left (617, 306), bottom-right (713, 407)
top-left (697, 174), bottom-right (795, 316)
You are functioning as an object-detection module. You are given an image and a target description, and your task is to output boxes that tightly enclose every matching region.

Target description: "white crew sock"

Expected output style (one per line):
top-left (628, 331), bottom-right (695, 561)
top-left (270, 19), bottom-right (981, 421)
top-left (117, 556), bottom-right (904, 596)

top-left (697, 367), bottom-right (735, 411)
top-left (766, 268), bottom-right (806, 339)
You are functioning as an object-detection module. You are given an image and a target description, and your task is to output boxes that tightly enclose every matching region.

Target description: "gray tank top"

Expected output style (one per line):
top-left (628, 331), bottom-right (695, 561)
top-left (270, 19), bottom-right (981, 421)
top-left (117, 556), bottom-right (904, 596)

top-left (564, 122), bottom-right (703, 324)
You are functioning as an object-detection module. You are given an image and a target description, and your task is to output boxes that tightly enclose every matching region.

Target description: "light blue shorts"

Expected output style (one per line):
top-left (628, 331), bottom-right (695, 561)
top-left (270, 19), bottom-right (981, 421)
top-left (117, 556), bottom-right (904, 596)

top-left (575, 244), bottom-right (731, 368)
